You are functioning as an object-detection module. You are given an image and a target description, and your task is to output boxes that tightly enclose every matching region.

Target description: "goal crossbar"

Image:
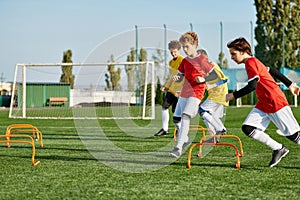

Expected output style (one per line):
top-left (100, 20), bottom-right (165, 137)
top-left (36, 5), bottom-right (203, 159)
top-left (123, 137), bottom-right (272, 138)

top-left (9, 62), bottom-right (155, 120)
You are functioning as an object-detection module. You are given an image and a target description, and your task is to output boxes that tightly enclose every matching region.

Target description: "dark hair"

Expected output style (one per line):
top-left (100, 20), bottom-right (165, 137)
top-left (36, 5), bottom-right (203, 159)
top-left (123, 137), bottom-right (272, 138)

top-left (197, 49), bottom-right (208, 57)
top-left (179, 31), bottom-right (198, 47)
top-left (227, 37), bottom-right (252, 56)
top-left (168, 40), bottom-right (181, 50)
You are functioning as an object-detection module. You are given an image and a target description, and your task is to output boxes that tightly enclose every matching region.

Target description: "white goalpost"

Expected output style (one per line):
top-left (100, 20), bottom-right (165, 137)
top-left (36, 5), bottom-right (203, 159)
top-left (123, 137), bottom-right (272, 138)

top-left (9, 61), bottom-right (155, 120)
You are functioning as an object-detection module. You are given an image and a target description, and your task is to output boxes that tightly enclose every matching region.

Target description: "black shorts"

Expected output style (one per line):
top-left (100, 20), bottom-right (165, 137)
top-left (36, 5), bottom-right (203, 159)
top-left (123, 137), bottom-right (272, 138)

top-left (162, 92), bottom-right (178, 113)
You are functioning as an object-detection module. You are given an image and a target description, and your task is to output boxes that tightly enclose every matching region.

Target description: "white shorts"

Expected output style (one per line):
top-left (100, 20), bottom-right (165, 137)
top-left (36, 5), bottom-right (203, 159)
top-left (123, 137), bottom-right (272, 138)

top-left (243, 106), bottom-right (300, 136)
top-left (173, 97), bottom-right (200, 118)
top-left (200, 99), bottom-right (225, 118)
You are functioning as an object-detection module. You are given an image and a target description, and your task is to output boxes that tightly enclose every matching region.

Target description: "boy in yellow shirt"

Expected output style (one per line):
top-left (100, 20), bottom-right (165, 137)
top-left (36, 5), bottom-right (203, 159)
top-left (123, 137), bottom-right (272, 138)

top-left (197, 49), bottom-right (228, 137)
top-left (154, 40), bottom-right (184, 136)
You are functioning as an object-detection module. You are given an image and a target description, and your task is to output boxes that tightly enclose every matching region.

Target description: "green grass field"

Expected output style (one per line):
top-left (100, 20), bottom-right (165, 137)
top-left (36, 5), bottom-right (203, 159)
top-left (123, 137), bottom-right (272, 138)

top-left (0, 106), bottom-right (299, 199)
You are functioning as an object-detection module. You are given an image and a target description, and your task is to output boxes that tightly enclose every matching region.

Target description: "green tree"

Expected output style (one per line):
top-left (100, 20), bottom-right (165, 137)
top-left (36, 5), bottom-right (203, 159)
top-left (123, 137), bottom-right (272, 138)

top-left (217, 52), bottom-right (229, 69)
top-left (254, 0), bottom-right (300, 69)
top-left (60, 49), bottom-right (75, 89)
top-left (126, 48), bottom-right (136, 92)
top-left (152, 49), bottom-right (165, 82)
top-left (155, 78), bottom-right (163, 105)
top-left (138, 48), bottom-right (147, 90)
top-left (106, 55), bottom-right (122, 91)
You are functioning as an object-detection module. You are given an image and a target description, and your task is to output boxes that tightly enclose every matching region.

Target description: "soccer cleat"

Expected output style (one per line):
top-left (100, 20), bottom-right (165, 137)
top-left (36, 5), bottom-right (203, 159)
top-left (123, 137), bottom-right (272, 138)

top-left (154, 128), bottom-right (168, 136)
top-left (169, 147), bottom-right (182, 158)
top-left (269, 145), bottom-right (289, 167)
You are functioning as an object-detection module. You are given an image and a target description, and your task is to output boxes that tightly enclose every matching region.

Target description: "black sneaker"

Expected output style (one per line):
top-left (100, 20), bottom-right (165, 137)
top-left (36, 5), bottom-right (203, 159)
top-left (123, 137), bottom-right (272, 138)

top-left (154, 128), bottom-right (168, 136)
top-left (269, 145), bottom-right (289, 167)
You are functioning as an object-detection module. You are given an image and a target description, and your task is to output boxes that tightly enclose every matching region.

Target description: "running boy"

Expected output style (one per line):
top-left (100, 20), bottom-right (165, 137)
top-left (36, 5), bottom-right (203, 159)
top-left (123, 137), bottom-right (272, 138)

top-left (197, 49), bottom-right (228, 138)
top-left (170, 32), bottom-right (218, 158)
top-left (154, 40), bottom-right (184, 136)
top-left (226, 37), bottom-right (300, 167)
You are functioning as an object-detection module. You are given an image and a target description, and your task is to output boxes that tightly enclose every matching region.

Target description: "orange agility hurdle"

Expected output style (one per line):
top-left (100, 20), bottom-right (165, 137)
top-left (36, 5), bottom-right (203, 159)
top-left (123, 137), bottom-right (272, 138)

top-left (186, 125), bottom-right (243, 169)
top-left (0, 124), bottom-right (43, 166)
top-left (0, 134), bottom-right (41, 166)
top-left (5, 124), bottom-right (43, 148)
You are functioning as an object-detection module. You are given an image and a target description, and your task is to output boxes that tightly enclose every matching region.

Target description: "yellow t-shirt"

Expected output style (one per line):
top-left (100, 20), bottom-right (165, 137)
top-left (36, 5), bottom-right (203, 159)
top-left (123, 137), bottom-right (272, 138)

top-left (206, 62), bottom-right (228, 106)
top-left (164, 55), bottom-right (184, 97)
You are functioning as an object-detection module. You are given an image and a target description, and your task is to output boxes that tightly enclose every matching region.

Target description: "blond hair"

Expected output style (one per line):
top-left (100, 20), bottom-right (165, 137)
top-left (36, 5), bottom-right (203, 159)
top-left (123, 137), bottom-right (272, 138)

top-left (179, 31), bottom-right (198, 47)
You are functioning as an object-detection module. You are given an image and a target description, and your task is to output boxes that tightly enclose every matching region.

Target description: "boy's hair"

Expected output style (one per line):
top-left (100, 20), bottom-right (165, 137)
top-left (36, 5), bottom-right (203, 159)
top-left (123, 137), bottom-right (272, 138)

top-left (227, 37), bottom-right (253, 56)
top-left (179, 31), bottom-right (198, 47)
top-left (168, 40), bottom-right (181, 50)
top-left (197, 49), bottom-right (208, 57)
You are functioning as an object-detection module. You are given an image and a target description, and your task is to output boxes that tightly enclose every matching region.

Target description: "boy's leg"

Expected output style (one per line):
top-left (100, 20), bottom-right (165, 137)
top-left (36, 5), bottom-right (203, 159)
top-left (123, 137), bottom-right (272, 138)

top-left (242, 108), bottom-right (289, 167)
top-left (175, 97), bottom-right (200, 150)
top-left (199, 100), bottom-right (226, 134)
top-left (271, 106), bottom-right (300, 145)
top-left (155, 92), bottom-right (176, 136)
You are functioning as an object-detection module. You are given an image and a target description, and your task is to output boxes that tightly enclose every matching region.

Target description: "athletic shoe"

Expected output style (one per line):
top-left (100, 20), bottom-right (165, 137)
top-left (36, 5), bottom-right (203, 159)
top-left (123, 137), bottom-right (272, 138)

top-left (216, 129), bottom-right (227, 135)
top-left (169, 140), bottom-right (191, 158)
top-left (215, 129), bottom-right (227, 143)
top-left (269, 145), bottom-right (289, 167)
top-left (154, 128), bottom-right (168, 136)
top-left (182, 139), bottom-right (192, 150)
top-left (169, 147), bottom-right (182, 158)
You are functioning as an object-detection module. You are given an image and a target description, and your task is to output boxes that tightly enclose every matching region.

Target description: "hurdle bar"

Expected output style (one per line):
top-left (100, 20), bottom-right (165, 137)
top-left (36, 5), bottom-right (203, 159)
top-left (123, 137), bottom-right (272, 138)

top-left (0, 134), bottom-right (41, 166)
top-left (5, 124), bottom-right (43, 148)
top-left (186, 125), bottom-right (243, 169)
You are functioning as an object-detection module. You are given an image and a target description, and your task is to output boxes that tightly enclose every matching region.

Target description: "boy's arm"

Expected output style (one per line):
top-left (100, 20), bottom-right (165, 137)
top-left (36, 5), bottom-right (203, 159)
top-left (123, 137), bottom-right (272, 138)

top-left (195, 69), bottom-right (218, 83)
top-left (172, 72), bottom-right (184, 82)
top-left (226, 78), bottom-right (258, 102)
top-left (233, 78), bottom-right (258, 99)
top-left (268, 67), bottom-right (299, 95)
top-left (268, 67), bottom-right (292, 87)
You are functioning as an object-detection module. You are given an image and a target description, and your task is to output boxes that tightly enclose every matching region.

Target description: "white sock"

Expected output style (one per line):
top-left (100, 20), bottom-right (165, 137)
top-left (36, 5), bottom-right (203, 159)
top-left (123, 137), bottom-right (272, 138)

top-left (162, 108), bottom-right (169, 132)
top-left (176, 114), bottom-right (190, 150)
top-left (252, 129), bottom-right (282, 150)
top-left (175, 122), bottom-right (181, 132)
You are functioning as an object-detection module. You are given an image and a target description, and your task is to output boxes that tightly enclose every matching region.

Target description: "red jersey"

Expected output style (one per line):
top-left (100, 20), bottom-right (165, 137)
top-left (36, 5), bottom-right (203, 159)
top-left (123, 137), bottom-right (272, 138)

top-left (178, 55), bottom-right (214, 100)
top-left (245, 57), bottom-right (289, 113)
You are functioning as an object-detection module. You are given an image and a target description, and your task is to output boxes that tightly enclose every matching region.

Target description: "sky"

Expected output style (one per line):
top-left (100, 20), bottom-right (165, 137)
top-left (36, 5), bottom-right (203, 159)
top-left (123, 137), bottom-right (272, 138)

top-left (0, 0), bottom-right (257, 83)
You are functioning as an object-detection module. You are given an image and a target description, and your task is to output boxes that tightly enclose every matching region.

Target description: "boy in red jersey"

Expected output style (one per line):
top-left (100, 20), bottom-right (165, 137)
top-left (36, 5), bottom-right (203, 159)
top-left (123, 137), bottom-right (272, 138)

top-left (170, 32), bottom-right (218, 158)
top-left (226, 37), bottom-right (300, 167)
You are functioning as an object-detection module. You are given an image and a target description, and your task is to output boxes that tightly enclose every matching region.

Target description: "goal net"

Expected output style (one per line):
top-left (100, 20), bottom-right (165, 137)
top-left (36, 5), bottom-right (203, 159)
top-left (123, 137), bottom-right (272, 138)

top-left (9, 62), bottom-right (155, 119)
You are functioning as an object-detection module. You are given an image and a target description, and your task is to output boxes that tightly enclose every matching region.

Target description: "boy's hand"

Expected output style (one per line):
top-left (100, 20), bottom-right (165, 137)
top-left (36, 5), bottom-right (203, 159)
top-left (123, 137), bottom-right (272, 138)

top-left (172, 75), bottom-right (181, 81)
top-left (226, 93), bottom-right (234, 102)
top-left (289, 83), bottom-right (300, 96)
top-left (195, 76), bottom-right (205, 83)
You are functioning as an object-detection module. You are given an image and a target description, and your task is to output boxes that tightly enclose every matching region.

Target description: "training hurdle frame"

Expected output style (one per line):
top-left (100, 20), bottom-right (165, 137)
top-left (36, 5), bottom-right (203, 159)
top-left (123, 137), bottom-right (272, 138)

top-left (186, 125), bottom-right (243, 169)
top-left (0, 124), bottom-right (43, 166)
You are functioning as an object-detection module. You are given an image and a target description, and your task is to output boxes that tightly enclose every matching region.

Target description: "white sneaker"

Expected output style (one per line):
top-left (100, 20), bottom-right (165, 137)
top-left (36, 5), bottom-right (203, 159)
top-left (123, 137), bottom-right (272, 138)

top-left (169, 147), bottom-right (182, 158)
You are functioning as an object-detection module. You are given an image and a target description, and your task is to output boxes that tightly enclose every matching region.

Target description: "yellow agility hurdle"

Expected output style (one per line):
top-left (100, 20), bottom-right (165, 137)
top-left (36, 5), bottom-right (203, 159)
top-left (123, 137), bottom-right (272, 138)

top-left (0, 124), bottom-right (43, 166)
top-left (5, 124), bottom-right (43, 148)
top-left (186, 125), bottom-right (243, 169)
top-left (0, 134), bottom-right (41, 166)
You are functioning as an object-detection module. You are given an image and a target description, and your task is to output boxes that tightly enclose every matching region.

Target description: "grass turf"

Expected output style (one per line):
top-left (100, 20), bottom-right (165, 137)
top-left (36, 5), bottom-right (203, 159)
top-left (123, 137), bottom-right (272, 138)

top-left (0, 107), bottom-right (299, 199)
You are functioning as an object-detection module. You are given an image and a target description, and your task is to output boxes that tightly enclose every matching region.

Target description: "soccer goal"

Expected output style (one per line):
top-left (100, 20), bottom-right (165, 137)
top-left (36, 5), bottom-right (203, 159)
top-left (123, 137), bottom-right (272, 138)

top-left (9, 62), bottom-right (155, 120)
